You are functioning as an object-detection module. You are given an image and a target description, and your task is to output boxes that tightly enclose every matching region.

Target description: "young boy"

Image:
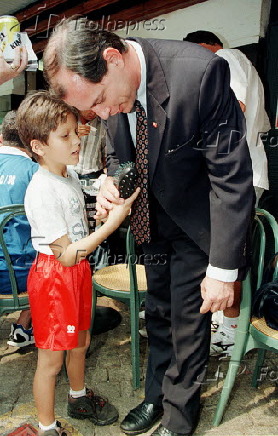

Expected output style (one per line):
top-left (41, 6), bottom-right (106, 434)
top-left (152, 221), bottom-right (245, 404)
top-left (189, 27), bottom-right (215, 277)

top-left (16, 91), bottom-right (139, 436)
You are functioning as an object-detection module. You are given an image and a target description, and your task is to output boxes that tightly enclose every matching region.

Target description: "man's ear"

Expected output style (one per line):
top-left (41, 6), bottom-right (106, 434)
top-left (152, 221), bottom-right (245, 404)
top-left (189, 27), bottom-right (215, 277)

top-left (102, 47), bottom-right (122, 67)
top-left (30, 139), bottom-right (45, 156)
top-left (0, 134), bottom-right (3, 145)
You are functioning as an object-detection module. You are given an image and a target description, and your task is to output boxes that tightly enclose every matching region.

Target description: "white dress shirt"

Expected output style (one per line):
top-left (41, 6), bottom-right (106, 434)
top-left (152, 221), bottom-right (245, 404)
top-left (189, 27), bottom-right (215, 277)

top-left (217, 48), bottom-right (270, 190)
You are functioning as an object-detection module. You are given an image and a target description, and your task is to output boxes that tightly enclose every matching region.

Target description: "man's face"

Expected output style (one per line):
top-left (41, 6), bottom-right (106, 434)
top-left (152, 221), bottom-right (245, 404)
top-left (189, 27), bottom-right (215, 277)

top-left (53, 61), bottom-right (138, 120)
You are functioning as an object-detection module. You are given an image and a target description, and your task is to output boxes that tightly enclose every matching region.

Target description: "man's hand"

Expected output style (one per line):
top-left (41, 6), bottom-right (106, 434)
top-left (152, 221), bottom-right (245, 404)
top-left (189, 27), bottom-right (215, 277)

top-left (94, 176), bottom-right (124, 220)
top-left (77, 124), bottom-right (91, 137)
top-left (200, 277), bottom-right (235, 313)
top-left (0, 46), bottom-right (28, 85)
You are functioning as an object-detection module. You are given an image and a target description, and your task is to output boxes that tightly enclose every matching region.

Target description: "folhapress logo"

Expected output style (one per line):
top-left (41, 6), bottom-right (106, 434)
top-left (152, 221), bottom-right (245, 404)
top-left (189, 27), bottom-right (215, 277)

top-left (67, 325), bottom-right (76, 334)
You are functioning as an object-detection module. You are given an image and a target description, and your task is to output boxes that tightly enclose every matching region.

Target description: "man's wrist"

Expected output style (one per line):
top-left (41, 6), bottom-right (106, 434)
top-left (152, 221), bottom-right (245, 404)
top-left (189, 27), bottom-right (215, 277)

top-left (206, 264), bottom-right (238, 282)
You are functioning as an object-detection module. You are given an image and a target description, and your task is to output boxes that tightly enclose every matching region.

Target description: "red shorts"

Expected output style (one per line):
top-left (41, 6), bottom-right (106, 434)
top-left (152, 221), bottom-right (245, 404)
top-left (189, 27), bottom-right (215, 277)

top-left (27, 253), bottom-right (92, 351)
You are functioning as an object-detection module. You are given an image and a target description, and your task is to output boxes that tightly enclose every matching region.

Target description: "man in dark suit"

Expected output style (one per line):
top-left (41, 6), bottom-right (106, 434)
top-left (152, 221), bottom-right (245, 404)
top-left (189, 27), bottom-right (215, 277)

top-left (43, 17), bottom-right (254, 436)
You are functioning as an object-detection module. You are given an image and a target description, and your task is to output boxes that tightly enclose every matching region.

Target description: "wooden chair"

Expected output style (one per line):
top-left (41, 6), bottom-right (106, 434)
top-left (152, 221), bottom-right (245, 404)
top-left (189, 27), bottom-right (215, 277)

top-left (213, 208), bottom-right (278, 426)
top-left (0, 204), bottom-right (30, 315)
top-left (93, 226), bottom-right (147, 389)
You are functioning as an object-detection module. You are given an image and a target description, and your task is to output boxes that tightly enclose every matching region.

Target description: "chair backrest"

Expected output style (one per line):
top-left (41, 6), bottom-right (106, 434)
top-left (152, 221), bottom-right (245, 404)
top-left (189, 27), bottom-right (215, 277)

top-left (255, 208), bottom-right (278, 281)
top-left (241, 208), bottom-right (278, 321)
top-left (0, 204), bottom-right (29, 309)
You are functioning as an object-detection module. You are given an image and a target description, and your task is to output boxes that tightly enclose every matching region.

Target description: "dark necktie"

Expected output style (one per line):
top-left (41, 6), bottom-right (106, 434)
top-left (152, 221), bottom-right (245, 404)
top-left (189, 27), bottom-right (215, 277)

top-left (130, 100), bottom-right (151, 245)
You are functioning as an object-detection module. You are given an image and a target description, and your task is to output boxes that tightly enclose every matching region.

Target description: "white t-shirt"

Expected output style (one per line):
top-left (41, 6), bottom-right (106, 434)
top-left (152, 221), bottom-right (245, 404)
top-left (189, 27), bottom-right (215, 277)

top-left (25, 166), bottom-right (89, 255)
top-left (217, 48), bottom-right (271, 190)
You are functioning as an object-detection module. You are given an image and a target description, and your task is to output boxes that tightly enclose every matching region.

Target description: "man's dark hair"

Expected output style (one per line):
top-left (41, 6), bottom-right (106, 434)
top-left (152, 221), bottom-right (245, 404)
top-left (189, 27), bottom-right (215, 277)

top-left (43, 16), bottom-right (127, 97)
top-left (183, 31), bottom-right (223, 47)
top-left (2, 110), bottom-right (25, 148)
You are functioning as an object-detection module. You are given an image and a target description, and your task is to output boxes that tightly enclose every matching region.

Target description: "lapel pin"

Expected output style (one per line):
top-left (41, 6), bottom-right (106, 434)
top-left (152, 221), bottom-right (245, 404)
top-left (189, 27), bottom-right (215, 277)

top-left (152, 122), bottom-right (158, 128)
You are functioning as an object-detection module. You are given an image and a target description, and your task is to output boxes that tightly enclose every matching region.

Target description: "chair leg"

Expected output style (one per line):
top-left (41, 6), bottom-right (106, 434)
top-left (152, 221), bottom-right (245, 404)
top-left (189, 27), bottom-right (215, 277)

top-left (213, 359), bottom-right (240, 426)
top-left (252, 349), bottom-right (266, 388)
top-left (213, 329), bottom-right (247, 426)
top-left (129, 302), bottom-right (140, 389)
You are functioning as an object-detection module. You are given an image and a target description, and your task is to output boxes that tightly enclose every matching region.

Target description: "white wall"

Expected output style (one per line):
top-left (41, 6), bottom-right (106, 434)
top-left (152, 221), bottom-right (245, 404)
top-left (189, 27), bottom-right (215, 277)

top-left (115, 0), bottom-right (271, 47)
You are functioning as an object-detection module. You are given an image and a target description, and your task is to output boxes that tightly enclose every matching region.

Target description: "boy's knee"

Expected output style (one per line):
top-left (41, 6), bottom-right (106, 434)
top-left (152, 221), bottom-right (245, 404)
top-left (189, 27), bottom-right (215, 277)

top-left (37, 349), bottom-right (64, 375)
top-left (52, 362), bottom-right (64, 376)
top-left (37, 360), bottom-right (64, 377)
top-left (77, 330), bottom-right (91, 350)
top-left (71, 342), bottom-right (89, 357)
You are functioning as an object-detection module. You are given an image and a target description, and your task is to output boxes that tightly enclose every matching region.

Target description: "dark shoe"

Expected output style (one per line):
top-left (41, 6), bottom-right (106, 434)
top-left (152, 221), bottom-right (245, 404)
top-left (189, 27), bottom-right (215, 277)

top-left (151, 424), bottom-right (191, 436)
top-left (91, 306), bottom-right (122, 335)
top-left (120, 401), bottom-right (163, 435)
top-left (67, 388), bottom-right (119, 425)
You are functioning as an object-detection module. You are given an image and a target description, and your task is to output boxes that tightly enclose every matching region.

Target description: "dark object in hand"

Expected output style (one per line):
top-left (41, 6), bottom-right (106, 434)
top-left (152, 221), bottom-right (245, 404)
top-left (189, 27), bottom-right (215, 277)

top-left (114, 162), bottom-right (138, 199)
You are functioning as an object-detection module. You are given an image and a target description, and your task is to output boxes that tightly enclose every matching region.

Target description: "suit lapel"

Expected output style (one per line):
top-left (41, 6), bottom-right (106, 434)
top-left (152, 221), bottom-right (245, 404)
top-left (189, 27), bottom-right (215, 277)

top-left (147, 95), bottom-right (167, 184)
top-left (128, 37), bottom-right (169, 185)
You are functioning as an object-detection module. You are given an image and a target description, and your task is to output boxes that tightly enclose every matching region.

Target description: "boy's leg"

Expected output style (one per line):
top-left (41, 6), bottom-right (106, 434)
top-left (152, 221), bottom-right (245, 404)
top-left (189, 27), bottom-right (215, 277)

top-left (67, 330), bottom-right (119, 425)
top-left (34, 348), bottom-right (64, 425)
top-left (66, 330), bottom-right (90, 390)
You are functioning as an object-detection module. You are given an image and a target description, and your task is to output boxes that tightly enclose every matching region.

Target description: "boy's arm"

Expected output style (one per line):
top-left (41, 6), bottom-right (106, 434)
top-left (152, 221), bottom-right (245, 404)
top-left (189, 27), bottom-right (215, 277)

top-left (50, 188), bottom-right (139, 267)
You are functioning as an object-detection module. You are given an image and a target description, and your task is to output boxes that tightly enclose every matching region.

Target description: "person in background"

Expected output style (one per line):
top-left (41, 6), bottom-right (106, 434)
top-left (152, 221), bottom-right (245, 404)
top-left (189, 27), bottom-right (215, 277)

top-left (43, 18), bottom-right (254, 436)
top-left (0, 110), bottom-right (38, 347)
top-left (16, 90), bottom-right (139, 436)
top-left (73, 109), bottom-right (106, 235)
top-left (183, 30), bottom-right (271, 357)
top-left (0, 46), bottom-right (28, 85)
top-left (183, 31), bottom-right (270, 203)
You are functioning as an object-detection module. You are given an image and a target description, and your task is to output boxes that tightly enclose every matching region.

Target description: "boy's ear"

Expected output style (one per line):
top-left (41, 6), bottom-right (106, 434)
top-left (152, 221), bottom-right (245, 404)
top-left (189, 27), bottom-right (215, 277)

top-left (30, 139), bottom-right (45, 156)
top-left (0, 134), bottom-right (3, 145)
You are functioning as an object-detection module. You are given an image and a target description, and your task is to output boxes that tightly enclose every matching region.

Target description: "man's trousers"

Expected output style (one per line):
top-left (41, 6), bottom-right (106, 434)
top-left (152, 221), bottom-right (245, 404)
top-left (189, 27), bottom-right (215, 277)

top-left (143, 203), bottom-right (211, 434)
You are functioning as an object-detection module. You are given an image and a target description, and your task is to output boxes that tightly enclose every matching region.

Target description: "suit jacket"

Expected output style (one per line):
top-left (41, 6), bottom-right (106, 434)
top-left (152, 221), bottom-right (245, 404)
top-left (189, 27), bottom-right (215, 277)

top-left (105, 38), bottom-right (254, 270)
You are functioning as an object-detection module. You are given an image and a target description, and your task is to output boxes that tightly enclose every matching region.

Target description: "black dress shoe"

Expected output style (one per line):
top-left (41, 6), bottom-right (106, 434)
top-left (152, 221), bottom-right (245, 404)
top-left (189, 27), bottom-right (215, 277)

top-left (151, 424), bottom-right (191, 436)
top-left (91, 306), bottom-right (122, 335)
top-left (120, 401), bottom-right (163, 435)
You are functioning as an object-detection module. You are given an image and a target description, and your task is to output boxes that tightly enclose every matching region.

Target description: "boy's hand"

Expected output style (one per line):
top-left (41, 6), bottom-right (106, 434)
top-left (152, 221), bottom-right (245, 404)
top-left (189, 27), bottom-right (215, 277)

top-left (95, 176), bottom-right (124, 220)
top-left (105, 187), bottom-right (140, 230)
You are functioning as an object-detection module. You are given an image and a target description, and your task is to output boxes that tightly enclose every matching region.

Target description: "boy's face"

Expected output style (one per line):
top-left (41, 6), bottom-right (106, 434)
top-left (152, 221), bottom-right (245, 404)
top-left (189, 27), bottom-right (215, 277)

top-left (36, 112), bottom-right (80, 173)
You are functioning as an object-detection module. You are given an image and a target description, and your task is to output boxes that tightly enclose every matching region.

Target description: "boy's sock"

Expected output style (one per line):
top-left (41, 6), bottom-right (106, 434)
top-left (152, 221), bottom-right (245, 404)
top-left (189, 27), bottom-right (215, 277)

top-left (38, 421), bottom-right (57, 431)
top-left (69, 387), bottom-right (86, 399)
top-left (222, 315), bottom-right (239, 340)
